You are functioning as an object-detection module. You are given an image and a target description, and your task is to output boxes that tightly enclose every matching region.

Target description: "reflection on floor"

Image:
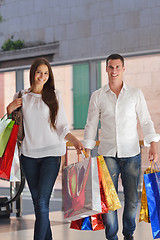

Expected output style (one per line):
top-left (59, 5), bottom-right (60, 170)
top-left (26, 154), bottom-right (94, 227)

top-left (0, 203), bottom-right (153, 240)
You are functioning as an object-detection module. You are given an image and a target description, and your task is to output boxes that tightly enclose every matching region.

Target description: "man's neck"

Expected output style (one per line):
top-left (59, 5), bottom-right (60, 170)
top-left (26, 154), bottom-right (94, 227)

top-left (109, 81), bottom-right (123, 98)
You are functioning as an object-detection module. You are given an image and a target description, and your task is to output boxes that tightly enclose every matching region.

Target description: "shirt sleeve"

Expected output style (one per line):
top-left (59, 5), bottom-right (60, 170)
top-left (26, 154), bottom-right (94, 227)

top-left (83, 91), bottom-right (100, 149)
top-left (13, 89), bottom-right (29, 100)
top-left (55, 91), bottom-right (70, 140)
top-left (136, 89), bottom-right (160, 146)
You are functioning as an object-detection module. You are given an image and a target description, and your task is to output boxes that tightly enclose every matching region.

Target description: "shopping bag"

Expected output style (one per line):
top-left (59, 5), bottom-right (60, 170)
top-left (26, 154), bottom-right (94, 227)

top-left (139, 167), bottom-right (151, 223)
top-left (0, 115), bottom-right (12, 135)
top-left (70, 218), bottom-right (83, 230)
top-left (70, 214), bottom-right (104, 231)
top-left (0, 124), bottom-right (19, 180)
top-left (139, 179), bottom-right (150, 223)
top-left (144, 166), bottom-right (160, 239)
top-left (97, 155), bottom-right (122, 211)
top-left (0, 120), bottom-right (15, 157)
top-left (69, 155), bottom-right (121, 230)
top-left (70, 216), bottom-right (92, 230)
top-left (81, 216), bottom-right (92, 230)
top-left (63, 157), bottom-right (102, 221)
top-left (10, 144), bottom-right (21, 182)
top-left (96, 156), bottom-right (109, 213)
top-left (91, 214), bottom-right (104, 231)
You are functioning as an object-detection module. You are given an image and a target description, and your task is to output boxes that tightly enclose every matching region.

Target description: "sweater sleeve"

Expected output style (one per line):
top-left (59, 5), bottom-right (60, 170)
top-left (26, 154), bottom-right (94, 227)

top-left (55, 90), bottom-right (70, 140)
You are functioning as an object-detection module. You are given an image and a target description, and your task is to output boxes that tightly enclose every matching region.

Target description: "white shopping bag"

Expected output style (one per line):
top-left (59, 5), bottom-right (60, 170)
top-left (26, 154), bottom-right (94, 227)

top-left (10, 144), bottom-right (21, 182)
top-left (0, 117), bottom-right (12, 135)
top-left (63, 157), bottom-right (102, 221)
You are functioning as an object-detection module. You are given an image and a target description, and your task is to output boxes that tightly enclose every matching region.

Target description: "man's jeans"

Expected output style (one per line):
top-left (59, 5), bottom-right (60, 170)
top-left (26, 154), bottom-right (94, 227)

top-left (21, 154), bottom-right (61, 240)
top-left (102, 153), bottom-right (141, 240)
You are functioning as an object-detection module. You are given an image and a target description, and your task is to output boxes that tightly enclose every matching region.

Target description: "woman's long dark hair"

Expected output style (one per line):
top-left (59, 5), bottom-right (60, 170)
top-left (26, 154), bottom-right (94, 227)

top-left (29, 57), bottom-right (59, 129)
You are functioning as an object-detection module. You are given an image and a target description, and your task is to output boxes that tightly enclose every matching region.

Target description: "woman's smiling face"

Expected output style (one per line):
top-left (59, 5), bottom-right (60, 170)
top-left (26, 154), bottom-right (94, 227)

top-left (34, 64), bottom-right (49, 88)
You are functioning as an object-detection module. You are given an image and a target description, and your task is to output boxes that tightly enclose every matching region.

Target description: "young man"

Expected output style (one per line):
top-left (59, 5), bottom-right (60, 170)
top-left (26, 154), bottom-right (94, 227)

top-left (84, 54), bottom-right (160, 240)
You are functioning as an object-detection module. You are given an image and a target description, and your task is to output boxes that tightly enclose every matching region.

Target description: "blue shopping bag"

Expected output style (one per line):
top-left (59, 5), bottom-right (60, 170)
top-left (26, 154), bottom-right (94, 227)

top-left (81, 217), bottom-right (92, 230)
top-left (144, 170), bottom-right (160, 239)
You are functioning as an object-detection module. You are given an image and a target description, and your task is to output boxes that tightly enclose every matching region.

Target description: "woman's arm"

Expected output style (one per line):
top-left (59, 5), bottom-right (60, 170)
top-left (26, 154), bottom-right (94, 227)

top-left (65, 133), bottom-right (84, 154)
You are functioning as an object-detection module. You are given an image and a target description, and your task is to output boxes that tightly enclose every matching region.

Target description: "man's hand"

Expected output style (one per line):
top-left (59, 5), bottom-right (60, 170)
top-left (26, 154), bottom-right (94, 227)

top-left (149, 141), bottom-right (158, 162)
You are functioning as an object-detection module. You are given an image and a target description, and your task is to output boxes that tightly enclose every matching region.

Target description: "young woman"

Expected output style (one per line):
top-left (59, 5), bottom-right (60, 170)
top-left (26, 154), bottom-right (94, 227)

top-left (7, 57), bottom-right (84, 240)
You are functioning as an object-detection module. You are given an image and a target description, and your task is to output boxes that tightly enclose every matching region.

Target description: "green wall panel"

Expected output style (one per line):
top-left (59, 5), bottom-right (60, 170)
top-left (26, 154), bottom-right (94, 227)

top-left (73, 63), bottom-right (89, 129)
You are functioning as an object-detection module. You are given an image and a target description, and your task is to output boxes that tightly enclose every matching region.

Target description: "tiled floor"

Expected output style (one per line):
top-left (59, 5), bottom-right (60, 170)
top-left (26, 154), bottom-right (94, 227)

top-left (0, 203), bottom-right (154, 240)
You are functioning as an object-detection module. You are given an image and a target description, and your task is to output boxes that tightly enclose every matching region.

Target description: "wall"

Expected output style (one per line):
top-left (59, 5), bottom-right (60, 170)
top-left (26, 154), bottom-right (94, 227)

top-left (0, 73), bottom-right (4, 117)
top-left (0, 0), bottom-right (160, 62)
top-left (0, 71), bottom-right (15, 117)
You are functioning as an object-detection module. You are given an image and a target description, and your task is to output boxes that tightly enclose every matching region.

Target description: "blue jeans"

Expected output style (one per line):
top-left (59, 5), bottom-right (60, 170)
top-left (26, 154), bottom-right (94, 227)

top-left (21, 154), bottom-right (61, 240)
top-left (102, 154), bottom-right (141, 240)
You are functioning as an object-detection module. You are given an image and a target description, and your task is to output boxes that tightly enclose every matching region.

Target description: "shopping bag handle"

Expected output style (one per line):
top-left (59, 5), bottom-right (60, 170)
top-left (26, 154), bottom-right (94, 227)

top-left (82, 150), bottom-right (89, 158)
top-left (77, 150), bottom-right (89, 162)
top-left (149, 161), bottom-right (160, 189)
top-left (149, 160), bottom-right (159, 173)
top-left (1, 113), bottom-right (12, 121)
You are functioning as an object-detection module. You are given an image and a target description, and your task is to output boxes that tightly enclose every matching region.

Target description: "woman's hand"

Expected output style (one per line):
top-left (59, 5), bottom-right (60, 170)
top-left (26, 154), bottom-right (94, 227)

top-left (65, 133), bottom-right (84, 155)
top-left (72, 138), bottom-right (84, 155)
top-left (7, 98), bottom-right (22, 116)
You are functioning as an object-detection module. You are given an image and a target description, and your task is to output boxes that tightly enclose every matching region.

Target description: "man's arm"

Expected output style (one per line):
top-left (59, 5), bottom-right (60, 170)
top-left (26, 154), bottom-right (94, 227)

top-left (149, 141), bottom-right (158, 162)
top-left (83, 91), bottom-right (100, 151)
top-left (136, 89), bottom-right (160, 161)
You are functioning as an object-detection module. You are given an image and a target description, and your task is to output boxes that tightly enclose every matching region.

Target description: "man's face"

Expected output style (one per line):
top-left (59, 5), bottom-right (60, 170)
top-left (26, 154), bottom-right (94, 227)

top-left (106, 59), bottom-right (125, 84)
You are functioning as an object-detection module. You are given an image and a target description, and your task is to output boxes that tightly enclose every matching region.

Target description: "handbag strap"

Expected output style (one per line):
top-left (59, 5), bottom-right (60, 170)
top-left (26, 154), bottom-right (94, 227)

top-left (16, 91), bottom-right (22, 111)
top-left (18, 91), bottom-right (22, 98)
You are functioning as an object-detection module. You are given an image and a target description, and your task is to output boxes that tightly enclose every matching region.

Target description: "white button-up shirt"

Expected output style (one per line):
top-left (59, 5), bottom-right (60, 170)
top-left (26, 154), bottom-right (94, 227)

top-left (84, 82), bottom-right (160, 157)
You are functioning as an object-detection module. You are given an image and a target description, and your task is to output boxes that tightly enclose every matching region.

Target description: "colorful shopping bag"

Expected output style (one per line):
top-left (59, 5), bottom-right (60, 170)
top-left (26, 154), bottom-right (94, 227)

top-left (139, 167), bottom-right (151, 223)
top-left (63, 157), bottom-right (102, 221)
top-left (91, 214), bottom-right (104, 231)
top-left (70, 214), bottom-right (104, 231)
top-left (0, 124), bottom-right (19, 180)
top-left (144, 166), bottom-right (160, 239)
top-left (0, 119), bottom-right (15, 157)
top-left (97, 155), bottom-right (122, 211)
top-left (70, 155), bottom-right (122, 230)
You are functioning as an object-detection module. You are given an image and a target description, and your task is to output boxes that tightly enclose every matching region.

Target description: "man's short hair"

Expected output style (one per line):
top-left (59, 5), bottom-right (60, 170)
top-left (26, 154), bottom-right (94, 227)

top-left (106, 53), bottom-right (124, 66)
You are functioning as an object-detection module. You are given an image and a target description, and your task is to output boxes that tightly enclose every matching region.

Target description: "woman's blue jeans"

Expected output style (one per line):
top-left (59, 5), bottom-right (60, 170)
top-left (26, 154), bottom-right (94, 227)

top-left (102, 153), bottom-right (141, 240)
top-left (21, 154), bottom-right (61, 240)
